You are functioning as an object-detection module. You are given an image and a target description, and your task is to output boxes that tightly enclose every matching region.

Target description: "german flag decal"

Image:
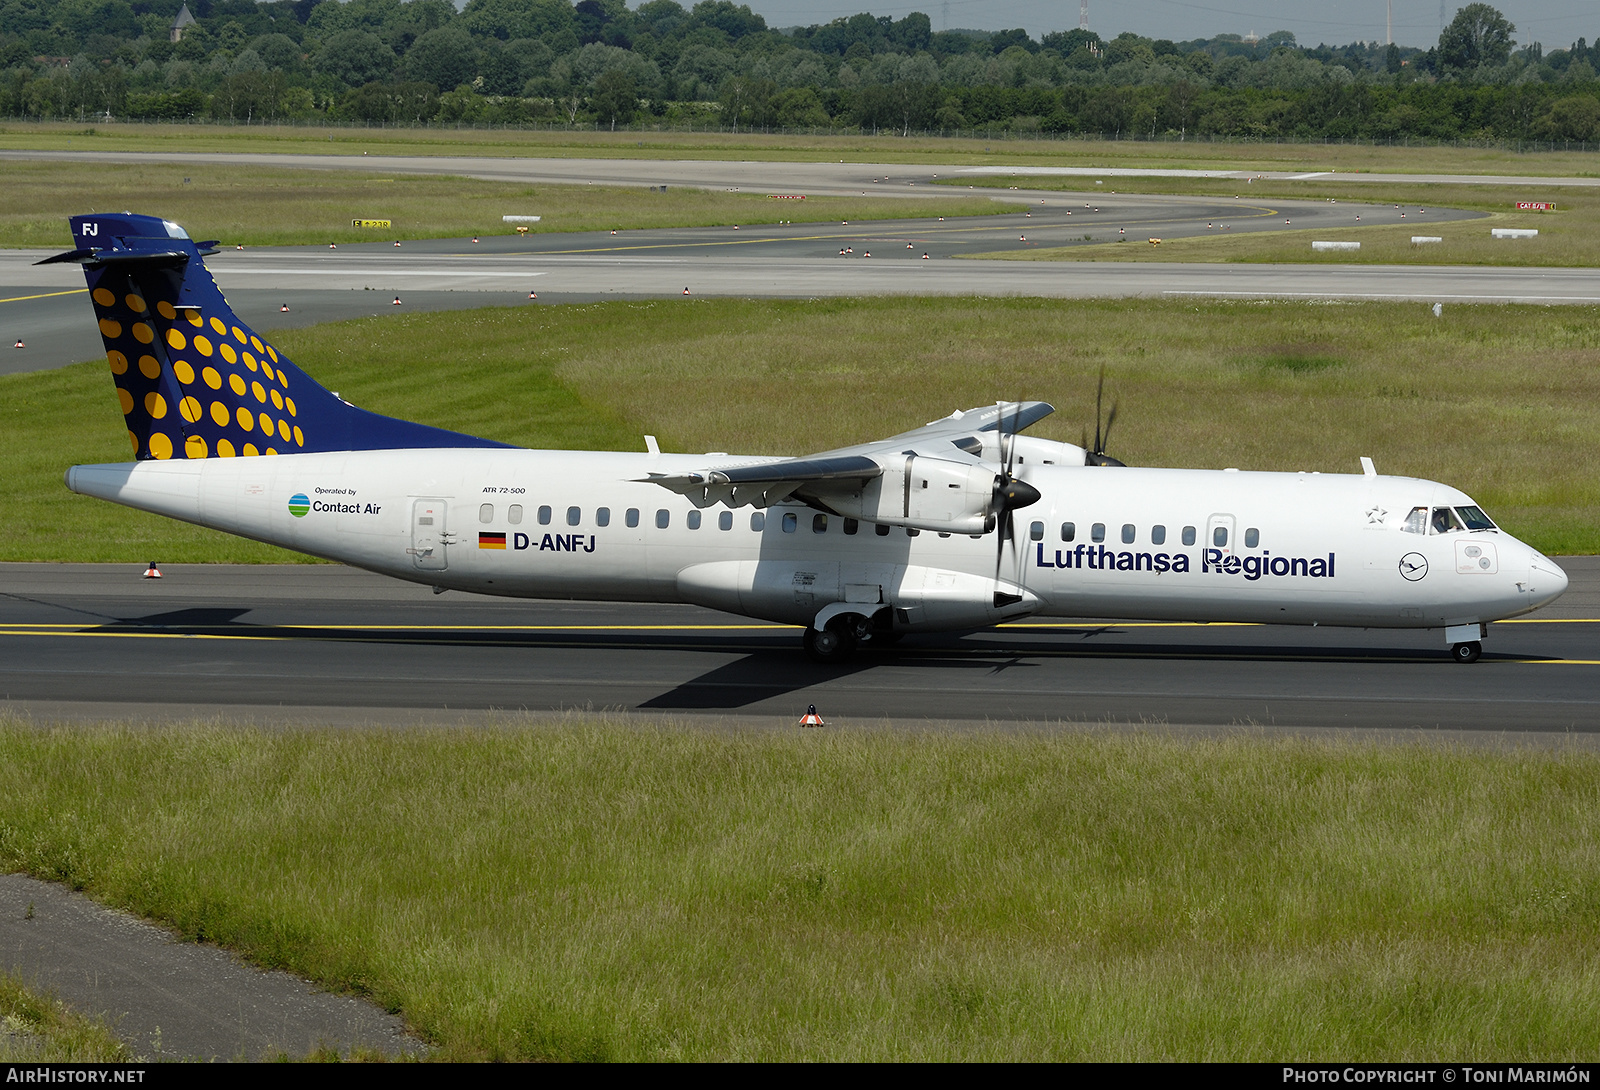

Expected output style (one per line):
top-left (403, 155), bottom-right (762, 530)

top-left (478, 532), bottom-right (507, 549)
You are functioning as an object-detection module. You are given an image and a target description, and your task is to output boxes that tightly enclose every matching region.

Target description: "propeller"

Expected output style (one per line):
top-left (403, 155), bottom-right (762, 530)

top-left (1084, 367), bottom-right (1127, 467)
top-left (992, 400), bottom-right (1041, 607)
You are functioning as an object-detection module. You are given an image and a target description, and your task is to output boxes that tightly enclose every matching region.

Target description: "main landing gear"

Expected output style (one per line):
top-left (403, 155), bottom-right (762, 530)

top-left (803, 610), bottom-right (896, 664)
top-left (1452, 641), bottom-right (1483, 664)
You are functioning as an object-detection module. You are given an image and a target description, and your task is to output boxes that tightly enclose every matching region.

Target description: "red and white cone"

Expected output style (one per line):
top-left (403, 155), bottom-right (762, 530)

top-left (683, 287), bottom-right (691, 295)
top-left (143, 561), bottom-right (162, 579)
top-left (280, 304), bottom-right (289, 312)
top-left (12, 339), bottom-right (22, 348)
top-left (529, 291), bottom-right (538, 299)
top-left (392, 296), bottom-right (402, 305)
top-left (798, 704), bottom-right (824, 728)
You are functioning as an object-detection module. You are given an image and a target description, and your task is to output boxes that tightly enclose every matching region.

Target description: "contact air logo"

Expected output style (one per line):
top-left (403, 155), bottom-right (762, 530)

top-left (288, 493), bottom-right (310, 517)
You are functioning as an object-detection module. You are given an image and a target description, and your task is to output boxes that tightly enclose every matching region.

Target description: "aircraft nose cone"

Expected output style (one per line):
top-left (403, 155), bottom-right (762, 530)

top-left (1541, 556), bottom-right (1570, 599)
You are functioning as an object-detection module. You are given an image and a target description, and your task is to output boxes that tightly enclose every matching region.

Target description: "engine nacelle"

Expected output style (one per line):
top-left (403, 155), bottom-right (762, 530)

top-left (963, 433), bottom-right (1088, 467)
top-left (811, 455), bottom-right (997, 535)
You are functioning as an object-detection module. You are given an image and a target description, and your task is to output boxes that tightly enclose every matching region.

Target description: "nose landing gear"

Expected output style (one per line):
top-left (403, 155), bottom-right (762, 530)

top-left (1452, 641), bottom-right (1482, 664)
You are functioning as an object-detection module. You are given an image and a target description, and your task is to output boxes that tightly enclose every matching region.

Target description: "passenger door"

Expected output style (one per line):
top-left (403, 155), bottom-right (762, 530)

top-left (411, 499), bottom-right (448, 571)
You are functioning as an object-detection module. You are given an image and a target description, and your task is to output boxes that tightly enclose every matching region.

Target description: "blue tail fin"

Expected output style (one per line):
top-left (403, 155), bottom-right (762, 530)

top-left (43, 213), bottom-right (510, 460)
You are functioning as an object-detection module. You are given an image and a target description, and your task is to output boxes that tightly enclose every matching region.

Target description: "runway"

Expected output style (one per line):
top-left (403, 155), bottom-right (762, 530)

top-left (0, 186), bottom-right (1550, 375)
top-left (7, 148), bottom-right (1600, 194)
top-left (2, 561), bottom-right (1595, 731)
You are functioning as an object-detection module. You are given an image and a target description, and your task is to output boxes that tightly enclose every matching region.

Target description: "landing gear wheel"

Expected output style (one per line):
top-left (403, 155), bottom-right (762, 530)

top-left (1452, 641), bottom-right (1482, 664)
top-left (803, 625), bottom-right (856, 664)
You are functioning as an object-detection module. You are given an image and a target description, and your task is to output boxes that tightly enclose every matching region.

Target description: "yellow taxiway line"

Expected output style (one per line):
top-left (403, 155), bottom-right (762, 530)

top-left (0, 288), bottom-right (88, 304)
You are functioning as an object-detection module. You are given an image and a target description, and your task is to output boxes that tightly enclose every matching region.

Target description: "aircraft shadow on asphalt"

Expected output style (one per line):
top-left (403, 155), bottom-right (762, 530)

top-left (86, 610), bottom-right (1509, 669)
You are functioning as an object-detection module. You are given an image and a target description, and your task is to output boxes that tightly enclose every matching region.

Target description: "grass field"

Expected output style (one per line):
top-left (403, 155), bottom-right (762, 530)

top-left (0, 160), bottom-right (1007, 249)
top-left (2, 720), bottom-right (1598, 1060)
top-left (7, 121), bottom-right (1600, 177)
top-left (4, 296), bottom-right (1597, 562)
top-left (951, 176), bottom-right (1591, 265)
top-left (0, 973), bottom-right (127, 1062)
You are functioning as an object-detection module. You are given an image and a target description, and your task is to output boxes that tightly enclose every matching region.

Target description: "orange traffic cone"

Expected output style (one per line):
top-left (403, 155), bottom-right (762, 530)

top-left (143, 561), bottom-right (162, 579)
top-left (799, 704), bottom-right (824, 728)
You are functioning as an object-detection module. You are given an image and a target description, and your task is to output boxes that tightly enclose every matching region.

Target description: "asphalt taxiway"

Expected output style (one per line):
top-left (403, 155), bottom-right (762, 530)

top-left (2, 561), bottom-right (1595, 731)
top-left (0, 190), bottom-right (1520, 375)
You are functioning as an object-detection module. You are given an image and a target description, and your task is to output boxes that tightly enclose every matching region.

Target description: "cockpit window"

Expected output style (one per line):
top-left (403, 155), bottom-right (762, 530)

top-left (1457, 505), bottom-right (1496, 531)
top-left (1430, 507), bottom-right (1464, 534)
top-left (1403, 507), bottom-right (1427, 534)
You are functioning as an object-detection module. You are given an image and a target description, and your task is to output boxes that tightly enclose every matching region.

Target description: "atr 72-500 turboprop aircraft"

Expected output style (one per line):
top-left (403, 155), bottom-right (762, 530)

top-left (49, 213), bottom-right (1568, 663)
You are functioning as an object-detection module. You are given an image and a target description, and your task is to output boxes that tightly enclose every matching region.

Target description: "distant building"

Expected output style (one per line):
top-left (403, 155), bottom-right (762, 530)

top-left (170, 4), bottom-right (195, 43)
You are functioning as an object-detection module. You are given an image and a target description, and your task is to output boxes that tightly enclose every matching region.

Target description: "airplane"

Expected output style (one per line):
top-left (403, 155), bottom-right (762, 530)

top-left (46, 212), bottom-right (1569, 664)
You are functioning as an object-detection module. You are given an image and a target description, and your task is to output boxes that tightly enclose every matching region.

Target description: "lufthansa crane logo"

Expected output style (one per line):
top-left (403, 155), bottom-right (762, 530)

top-left (1398, 552), bottom-right (1429, 581)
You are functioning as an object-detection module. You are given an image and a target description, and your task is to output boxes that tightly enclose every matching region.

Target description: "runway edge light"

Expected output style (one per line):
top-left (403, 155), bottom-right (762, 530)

top-left (799, 704), bottom-right (825, 728)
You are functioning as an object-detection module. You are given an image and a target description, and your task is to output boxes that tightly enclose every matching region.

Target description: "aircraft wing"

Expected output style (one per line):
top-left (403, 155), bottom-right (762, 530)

top-left (855, 400), bottom-right (1055, 457)
top-left (636, 403), bottom-right (1055, 522)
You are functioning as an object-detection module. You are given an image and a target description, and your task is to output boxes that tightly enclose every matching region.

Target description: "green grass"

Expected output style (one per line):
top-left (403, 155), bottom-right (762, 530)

top-left (0, 159), bottom-right (1007, 249)
top-left (0, 972), bottom-right (128, 1062)
top-left (2, 720), bottom-right (1599, 1060)
top-left (9, 120), bottom-right (1600, 177)
top-left (7, 296), bottom-right (1600, 561)
top-left (952, 176), bottom-right (1590, 265)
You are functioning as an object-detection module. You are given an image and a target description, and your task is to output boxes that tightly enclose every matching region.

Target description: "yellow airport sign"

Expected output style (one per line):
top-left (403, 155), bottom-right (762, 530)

top-left (352, 218), bottom-right (392, 228)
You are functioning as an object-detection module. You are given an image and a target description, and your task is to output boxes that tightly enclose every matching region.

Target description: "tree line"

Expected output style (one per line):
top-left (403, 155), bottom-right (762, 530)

top-left (3, 0), bottom-right (1600, 141)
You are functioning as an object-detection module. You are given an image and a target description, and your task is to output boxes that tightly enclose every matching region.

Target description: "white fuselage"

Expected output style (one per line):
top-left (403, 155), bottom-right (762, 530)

top-left (67, 448), bottom-right (1569, 635)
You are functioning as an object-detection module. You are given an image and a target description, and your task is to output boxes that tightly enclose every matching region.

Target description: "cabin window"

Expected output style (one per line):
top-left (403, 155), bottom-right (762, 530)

top-left (1151, 524), bottom-right (1166, 545)
top-left (938, 532), bottom-right (951, 539)
top-left (1030, 521), bottom-right (1044, 542)
top-left (844, 518), bottom-right (858, 535)
top-left (1182, 525), bottom-right (1196, 546)
top-left (875, 523), bottom-right (890, 537)
top-left (1091, 523), bottom-right (1106, 543)
top-left (595, 508), bottom-right (610, 528)
top-left (1060, 522), bottom-right (1075, 542)
top-left (687, 510), bottom-right (701, 530)
top-left (719, 510), bottom-right (733, 531)
top-left (1458, 506), bottom-right (1495, 531)
top-left (538, 505), bottom-right (552, 526)
top-left (1121, 523), bottom-right (1135, 544)
top-left (1213, 526), bottom-right (1228, 547)
top-left (565, 506), bottom-right (579, 526)
top-left (813, 513), bottom-right (828, 534)
top-left (479, 503), bottom-right (494, 523)
top-left (782, 512), bottom-right (797, 533)
top-left (508, 504), bottom-right (523, 525)
top-left (1431, 507), bottom-right (1463, 534)
top-left (906, 528), bottom-right (920, 537)
top-left (656, 509), bottom-right (670, 529)
top-left (625, 508), bottom-right (639, 528)
top-left (750, 512), bottom-right (766, 532)
top-left (1403, 507), bottom-right (1427, 534)
top-left (1244, 527), bottom-right (1259, 548)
